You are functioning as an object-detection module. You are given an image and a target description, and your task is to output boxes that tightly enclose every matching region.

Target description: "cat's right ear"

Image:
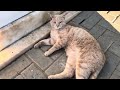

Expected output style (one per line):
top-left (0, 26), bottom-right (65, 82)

top-left (48, 13), bottom-right (54, 18)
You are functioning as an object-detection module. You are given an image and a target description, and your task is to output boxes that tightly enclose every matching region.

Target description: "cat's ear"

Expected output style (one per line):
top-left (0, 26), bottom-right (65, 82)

top-left (48, 13), bottom-right (54, 18)
top-left (62, 11), bottom-right (69, 19)
top-left (63, 11), bottom-right (69, 16)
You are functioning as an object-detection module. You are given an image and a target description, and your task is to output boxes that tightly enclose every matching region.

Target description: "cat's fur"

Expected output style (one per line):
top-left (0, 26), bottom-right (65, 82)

top-left (34, 13), bottom-right (106, 79)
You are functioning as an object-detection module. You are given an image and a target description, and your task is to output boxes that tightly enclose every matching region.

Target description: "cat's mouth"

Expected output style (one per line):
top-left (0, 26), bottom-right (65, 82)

top-left (54, 26), bottom-right (62, 30)
top-left (55, 26), bottom-right (65, 30)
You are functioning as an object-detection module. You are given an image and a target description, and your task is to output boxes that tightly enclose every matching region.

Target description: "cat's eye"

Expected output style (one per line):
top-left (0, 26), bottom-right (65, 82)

top-left (59, 21), bottom-right (62, 23)
top-left (53, 21), bottom-right (56, 23)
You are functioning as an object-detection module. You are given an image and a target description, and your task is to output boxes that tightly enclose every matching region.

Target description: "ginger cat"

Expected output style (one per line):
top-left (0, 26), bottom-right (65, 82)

top-left (34, 13), bottom-right (106, 79)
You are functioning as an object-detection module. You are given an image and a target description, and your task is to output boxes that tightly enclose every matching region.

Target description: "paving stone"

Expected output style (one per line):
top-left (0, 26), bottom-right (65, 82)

top-left (15, 74), bottom-right (24, 79)
top-left (89, 24), bottom-right (106, 39)
top-left (108, 42), bottom-right (120, 58)
top-left (0, 55), bottom-right (32, 79)
top-left (71, 11), bottom-right (95, 25)
top-left (116, 64), bottom-right (120, 72)
top-left (41, 46), bottom-right (51, 51)
top-left (81, 12), bottom-right (102, 30)
top-left (98, 19), bottom-right (119, 34)
top-left (110, 74), bottom-right (120, 79)
top-left (98, 51), bottom-right (120, 79)
top-left (21, 63), bottom-right (46, 79)
top-left (101, 29), bottom-right (120, 41)
top-left (26, 48), bottom-right (54, 70)
top-left (112, 70), bottom-right (120, 77)
top-left (41, 46), bottom-right (65, 60)
top-left (97, 36), bottom-right (113, 52)
top-left (97, 30), bottom-right (120, 52)
top-left (110, 69), bottom-right (120, 79)
top-left (45, 53), bottom-right (67, 76)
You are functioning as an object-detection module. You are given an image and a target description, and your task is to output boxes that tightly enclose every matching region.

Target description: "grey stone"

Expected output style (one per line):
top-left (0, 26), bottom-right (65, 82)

top-left (89, 24), bottom-right (106, 39)
top-left (81, 12), bottom-right (102, 30)
top-left (41, 46), bottom-right (51, 52)
top-left (100, 29), bottom-right (120, 42)
top-left (108, 42), bottom-right (120, 58)
top-left (116, 64), bottom-right (120, 72)
top-left (112, 70), bottom-right (120, 77)
top-left (97, 36), bottom-right (113, 52)
top-left (97, 30), bottom-right (120, 52)
top-left (45, 53), bottom-right (67, 76)
top-left (0, 55), bottom-right (32, 79)
top-left (71, 11), bottom-right (95, 25)
top-left (26, 48), bottom-right (54, 70)
top-left (110, 74), bottom-right (120, 79)
top-left (21, 63), bottom-right (46, 79)
top-left (15, 74), bottom-right (24, 79)
top-left (98, 51), bottom-right (120, 79)
top-left (98, 19), bottom-right (120, 34)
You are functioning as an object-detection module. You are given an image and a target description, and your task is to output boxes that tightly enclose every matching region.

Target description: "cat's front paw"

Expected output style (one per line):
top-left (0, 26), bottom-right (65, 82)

top-left (34, 41), bottom-right (42, 48)
top-left (44, 51), bottom-right (50, 57)
top-left (34, 44), bottom-right (39, 48)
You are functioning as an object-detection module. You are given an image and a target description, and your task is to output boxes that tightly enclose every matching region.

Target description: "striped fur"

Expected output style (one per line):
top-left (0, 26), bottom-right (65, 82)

top-left (34, 14), bottom-right (106, 79)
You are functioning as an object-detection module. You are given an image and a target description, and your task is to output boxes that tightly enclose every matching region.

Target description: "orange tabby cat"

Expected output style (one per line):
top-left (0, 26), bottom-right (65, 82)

top-left (34, 13), bottom-right (106, 79)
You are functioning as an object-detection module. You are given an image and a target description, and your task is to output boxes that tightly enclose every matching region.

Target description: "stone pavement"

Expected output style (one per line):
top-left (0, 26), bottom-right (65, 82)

top-left (0, 11), bottom-right (120, 79)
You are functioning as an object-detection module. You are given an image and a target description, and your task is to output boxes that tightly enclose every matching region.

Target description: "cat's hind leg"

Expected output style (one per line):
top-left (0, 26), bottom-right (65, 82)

top-left (34, 38), bottom-right (54, 48)
top-left (89, 66), bottom-right (103, 79)
top-left (48, 57), bottom-right (75, 79)
top-left (76, 63), bottom-right (92, 79)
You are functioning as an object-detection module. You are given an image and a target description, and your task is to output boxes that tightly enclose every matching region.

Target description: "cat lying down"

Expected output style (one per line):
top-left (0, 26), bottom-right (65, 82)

top-left (34, 13), bottom-right (106, 79)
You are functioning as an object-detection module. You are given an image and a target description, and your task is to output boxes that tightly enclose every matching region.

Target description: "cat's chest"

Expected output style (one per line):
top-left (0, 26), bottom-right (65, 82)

top-left (50, 30), bottom-right (67, 41)
top-left (50, 30), bottom-right (59, 41)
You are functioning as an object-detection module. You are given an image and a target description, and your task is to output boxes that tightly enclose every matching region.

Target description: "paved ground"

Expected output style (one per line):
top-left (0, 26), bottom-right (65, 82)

top-left (1, 11), bottom-right (120, 79)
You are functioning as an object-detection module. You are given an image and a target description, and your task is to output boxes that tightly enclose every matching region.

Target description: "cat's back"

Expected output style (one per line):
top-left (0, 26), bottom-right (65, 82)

top-left (67, 25), bottom-right (102, 51)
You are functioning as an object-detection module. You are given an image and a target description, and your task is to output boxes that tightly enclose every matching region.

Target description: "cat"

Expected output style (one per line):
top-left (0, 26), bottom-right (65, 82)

top-left (34, 13), bottom-right (106, 79)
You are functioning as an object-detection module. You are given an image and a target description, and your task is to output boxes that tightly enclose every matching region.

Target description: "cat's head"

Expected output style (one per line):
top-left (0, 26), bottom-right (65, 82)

top-left (49, 13), bottom-right (66, 30)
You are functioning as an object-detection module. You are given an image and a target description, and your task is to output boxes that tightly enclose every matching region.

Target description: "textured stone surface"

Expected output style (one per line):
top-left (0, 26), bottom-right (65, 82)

top-left (45, 53), bottom-right (66, 76)
top-left (97, 30), bottom-right (120, 52)
top-left (26, 48), bottom-right (54, 70)
top-left (15, 74), bottom-right (24, 79)
top-left (98, 19), bottom-right (119, 34)
top-left (81, 12), bottom-right (102, 30)
top-left (110, 74), bottom-right (120, 79)
top-left (116, 64), bottom-right (120, 72)
top-left (0, 55), bottom-right (32, 79)
top-left (98, 51), bottom-right (120, 79)
top-left (21, 63), bottom-right (46, 79)
top-left (109, 42), bottom-right (120, 57)
top-left (89, 24), bottom-right (106, 39)
top-left (71, 11), bottom-right (94, 25)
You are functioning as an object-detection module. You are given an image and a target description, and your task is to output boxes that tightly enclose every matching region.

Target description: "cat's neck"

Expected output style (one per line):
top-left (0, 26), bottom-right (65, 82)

top-left (51, 25), bottom-right (71, 31)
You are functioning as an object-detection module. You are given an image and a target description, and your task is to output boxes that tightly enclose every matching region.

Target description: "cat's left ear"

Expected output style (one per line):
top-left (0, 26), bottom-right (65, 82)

top-left (62, 11), bottom-right (69, 19)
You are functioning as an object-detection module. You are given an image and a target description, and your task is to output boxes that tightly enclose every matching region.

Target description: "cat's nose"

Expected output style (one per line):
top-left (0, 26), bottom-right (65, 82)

top-left (56, 24), bottom-right (59, 27)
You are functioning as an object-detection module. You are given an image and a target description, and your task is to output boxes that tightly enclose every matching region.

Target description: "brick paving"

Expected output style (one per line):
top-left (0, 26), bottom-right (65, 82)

top-left (1, 11), bottom-right (120, 79)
